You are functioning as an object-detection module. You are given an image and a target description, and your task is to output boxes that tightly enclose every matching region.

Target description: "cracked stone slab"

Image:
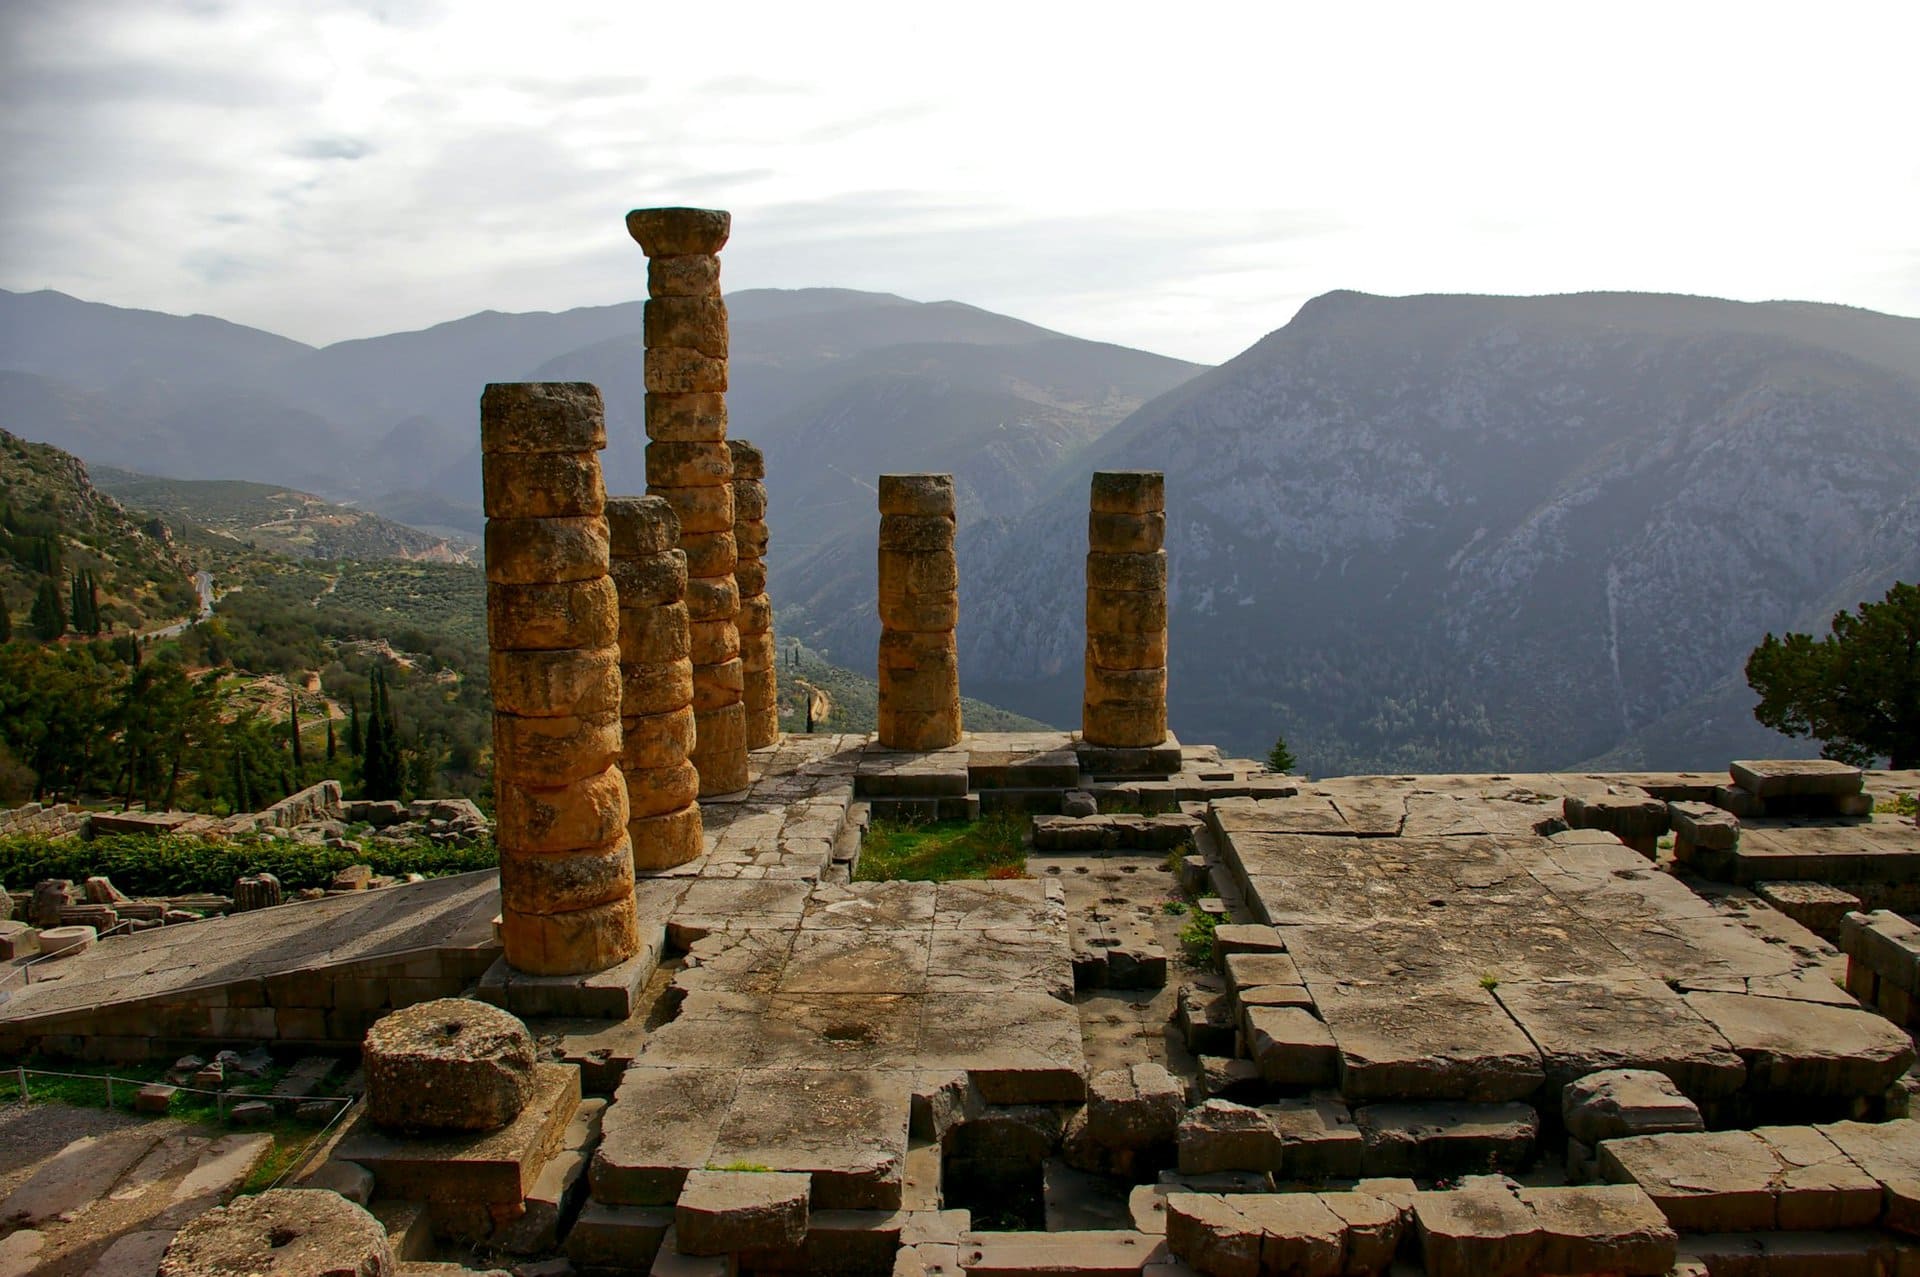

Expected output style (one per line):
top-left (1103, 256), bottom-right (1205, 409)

top-left (1492, 977), bottom-right (1747, 1100)
top-left (1313, 981), bottom-right (1545, 1103)
top-left (707, 1068), bottom-right (913, 1210)
top-left (592, 1066), bottom-right (742, 1206)
top-left (1682, 991), bottom-right (1916, 1099)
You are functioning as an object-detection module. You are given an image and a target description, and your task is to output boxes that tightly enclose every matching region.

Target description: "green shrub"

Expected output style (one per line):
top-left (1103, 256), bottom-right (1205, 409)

top-left (0, 831), bottom-right (495, 896)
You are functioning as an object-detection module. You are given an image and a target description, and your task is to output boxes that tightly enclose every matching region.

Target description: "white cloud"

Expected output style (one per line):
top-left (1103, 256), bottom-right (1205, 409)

top-left (2, 0), bottom-right (1916, 362)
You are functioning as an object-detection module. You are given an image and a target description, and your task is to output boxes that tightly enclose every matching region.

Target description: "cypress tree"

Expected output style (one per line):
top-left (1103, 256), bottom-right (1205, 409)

top-left (233, 746), bottom-right (251, 813)
top-left (347, 693), bottom-right (363, 755)
top-left (289, 691), bottom-right (304, 771)
top-left (0, 600), bottom-right (11, 643)
top-left (361, 665), bottom-right (403, 800)
top-left (326, 716), bottom-right (337, 761)
top-left (30, 579), bottom-right (65, 640)
top-left (84, 570), bottom-right (101, 634)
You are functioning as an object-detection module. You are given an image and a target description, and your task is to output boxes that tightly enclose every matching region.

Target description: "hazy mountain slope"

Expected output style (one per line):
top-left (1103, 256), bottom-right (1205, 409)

top-left (0, 428), bottom-right (196, 635)
top-left (0, 370), bottom-right (349, 492)
top-left (783, 291), bottom-right (1920, 771)
top-left (418, 290), bottom-right (1201, 537)
top-left (0, 289), bottom-right (312, 390)
top-left (92, 470), bottom-right (472, 563)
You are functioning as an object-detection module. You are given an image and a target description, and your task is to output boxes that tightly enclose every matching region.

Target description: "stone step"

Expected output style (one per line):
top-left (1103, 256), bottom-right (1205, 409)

top-left (1599, 1124), bottom-right (1895, 1232)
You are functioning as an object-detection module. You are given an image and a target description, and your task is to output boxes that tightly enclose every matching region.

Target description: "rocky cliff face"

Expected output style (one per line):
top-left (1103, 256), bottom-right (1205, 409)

top-left (785, 291), bottom-right (1920, 772)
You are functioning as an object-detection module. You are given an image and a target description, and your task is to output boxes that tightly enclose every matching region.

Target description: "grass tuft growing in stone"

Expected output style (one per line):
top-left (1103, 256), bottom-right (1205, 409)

top-left (854, 813), bottom-right (1027, 882)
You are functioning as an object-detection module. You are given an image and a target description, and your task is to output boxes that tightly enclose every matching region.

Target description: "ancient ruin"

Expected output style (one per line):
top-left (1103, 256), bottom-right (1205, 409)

top-left (630, 206), bottom-right (753, 797)
top-left (3, 207), bottom-right (1919, 1277)
top-left (608, 495), bottom-right (704, 871)
top-left (876, 473), bottom-right (962, 751)
top-left (481, 382), bottom-right (641, 979)
top-left (1085, 470), bottom-right (1170, 749)
top-left (731, 439), bottom-right (780, 749)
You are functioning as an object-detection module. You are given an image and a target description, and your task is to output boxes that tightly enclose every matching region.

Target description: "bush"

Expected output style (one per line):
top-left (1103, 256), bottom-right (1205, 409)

top-left (0, 832), bottom-right (496, 896)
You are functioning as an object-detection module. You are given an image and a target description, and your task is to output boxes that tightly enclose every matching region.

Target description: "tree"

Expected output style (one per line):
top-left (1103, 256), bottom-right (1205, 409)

top-left (1266, 732), bottom-right (1297, 774)
top-left (0, 600), bottom-right (10, 644)
top-left (361, 663), bottom-right (404, 800)
top-left (1746, 581), bottom-right (1920, 769)
top-left (289, 689), bottom-right (304, 772)
top-left (29, 579), bottom-right (65, 640)
top-left (347, 693), bottom-right (363, 755)
top-left (326, 715), bottom-right (337, 762)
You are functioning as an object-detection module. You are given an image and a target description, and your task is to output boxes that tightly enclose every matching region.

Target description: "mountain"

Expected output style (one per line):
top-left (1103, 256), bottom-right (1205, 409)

top-left (0, 428), bottom-right (196, 636)
top-left (90, 470), bottom-right (473, 564)
top-left (782, 291), bottom-right (1920, 772)
top-left (0, 288), bottom-right (1202, 550)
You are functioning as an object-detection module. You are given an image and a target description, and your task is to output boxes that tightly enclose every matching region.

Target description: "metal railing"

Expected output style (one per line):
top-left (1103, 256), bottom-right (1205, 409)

top-left (5, 1062), bottom-right (361, 1191)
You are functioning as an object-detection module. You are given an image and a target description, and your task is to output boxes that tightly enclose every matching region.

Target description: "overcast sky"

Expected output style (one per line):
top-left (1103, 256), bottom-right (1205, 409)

top-left (2, 0), bottom-right (1916, 364)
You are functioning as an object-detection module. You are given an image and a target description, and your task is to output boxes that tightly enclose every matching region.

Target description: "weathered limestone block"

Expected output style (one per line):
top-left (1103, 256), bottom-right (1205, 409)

top-left (609, 496), bottom-right (704, 870)
top-left (489, 647), bottom-right (621, 718)
top-left (681, 530), bottom-right (738, 578)
top-left (1085, 1062), bottom-right (1186, 1151)
top-left (674, 1169), bottom-right (810, 1255)
top-left (481, 451), bottom-right (604, 519)
top-left (627, 206), bottom-right (732, 257)
top-left (1176, 1100), bottom-right (1284, 1174)
top-left (1562, 1069), bottom-right (1704, 1146)
top-left (1089, 469), bottom-right (1164, 514)
top-left (364, 998), bottom-right (536, 1132)
top-left (487, 577), bottom-right (619, 653)
top-left (492, 711), bottom-right (623, 786)
top-left (1730, 758), bottom-right (1865, 800)
top-left (1089, 509), bottom-right (1165, 553)
top-left (876, 474), bottom-right (960, 751)
top-left (501, 898), bottom-right (644, 978)
top-left (1666, 800), bottom-right (1740, 852)
top-left (647, 391), bottom-right (726, 440)
top-left (646, 441), bottom-right (733, 488)
top-left (485, 383), bottom-right (641, 978)
top-left (621, 704), bottom-right (696, 771)
top-left (481, 382), bottom-right (607, 455)
top-left (644, 298), bottom-right (729, 359)
top-left (159, 1188), bottom-right (393, 1277)
top-left (484, 516), bottom-right (610, 585)
top-left (647, 483), bottom-right (734, 533)
top-left (495, 766), bottom-right (629, 857)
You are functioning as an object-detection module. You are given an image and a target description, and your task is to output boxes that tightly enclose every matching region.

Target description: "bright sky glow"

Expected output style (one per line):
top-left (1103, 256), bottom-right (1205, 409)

top-left (3, 0), bottom-right (1916, 363)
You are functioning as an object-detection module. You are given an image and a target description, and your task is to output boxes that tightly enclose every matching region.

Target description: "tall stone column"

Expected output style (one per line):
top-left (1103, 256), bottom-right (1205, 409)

top-left (482, 383), bottom-right (640, 977)
top-left (876, 474), bottom-right (961, 750)
top-left (626, 206), bottom-right (750, 796)
top-left (730, 440), bottom-right (778, 748)
top-left (1084, 470), bottom-right (1168, 747)
top-left (607, 496), bottom-right (705, 870)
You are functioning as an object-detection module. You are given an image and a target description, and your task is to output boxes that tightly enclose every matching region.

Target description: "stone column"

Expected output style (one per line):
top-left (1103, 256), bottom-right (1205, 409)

top-left (1084, 470), bottom-right (1168, 747)
top-left (627, 206), bottom-right (750, 796)
top-left (876, 474), bottom-right (961, 750)
top-left (607, 496), bottom-right (704, 870)
top-left (482, 383), bottom-right (640, 977)
top-left (730, 440), bottom-right (779, 748)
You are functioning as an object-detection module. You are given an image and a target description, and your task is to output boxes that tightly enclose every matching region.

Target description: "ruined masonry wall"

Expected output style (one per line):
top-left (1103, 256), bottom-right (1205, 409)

top-left (1083, 470), bottom-right (1169, 747)
top-left (876, 473), bottom-right (961, 751)
top-left (608, 496), bottom-right (704, 869)
top-left (628, 207), bottom-right (751, 795)
top-left (482, 383), bottom-right (642, 976)
top-left (729, 439), bottom-right (778, 749)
